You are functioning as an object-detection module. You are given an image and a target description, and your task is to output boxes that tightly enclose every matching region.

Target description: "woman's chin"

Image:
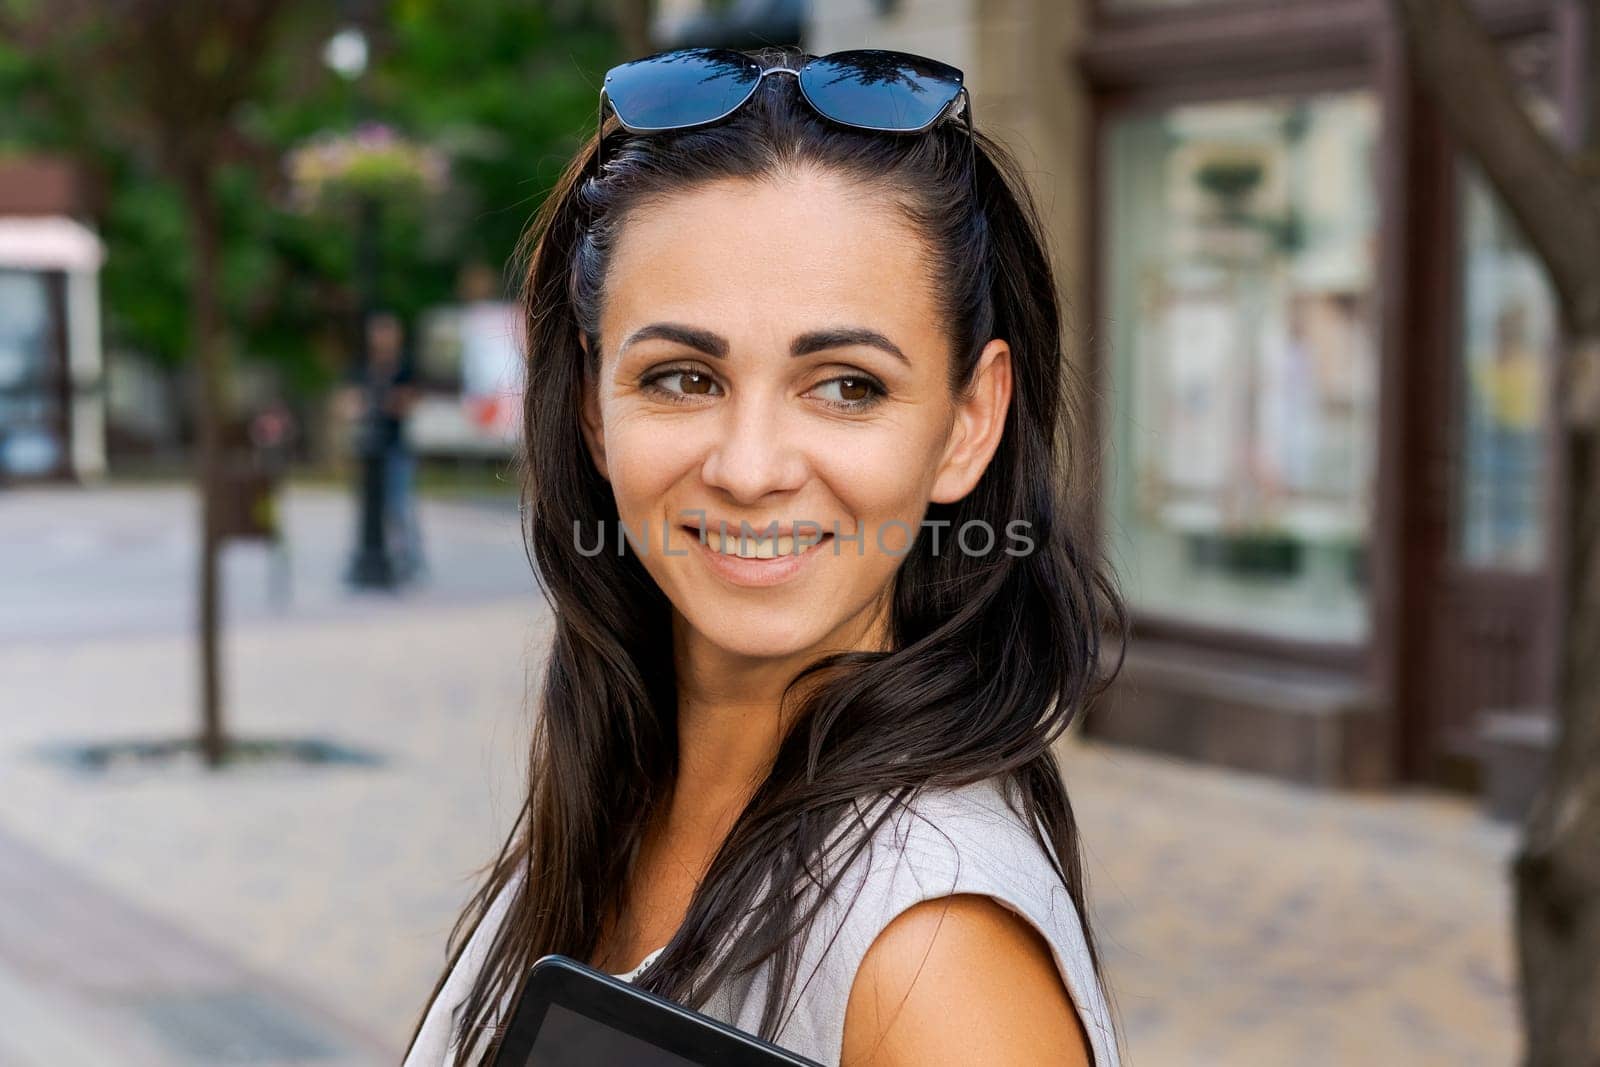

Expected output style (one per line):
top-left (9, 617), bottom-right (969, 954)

top-left (708, 631), bottom-right (820, 663)
top-left (687, 610), bottom-right (831, 664)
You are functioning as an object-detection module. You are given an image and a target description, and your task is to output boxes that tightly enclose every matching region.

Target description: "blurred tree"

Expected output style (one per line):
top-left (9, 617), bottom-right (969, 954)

top-left (0, 0), bottom-right (339, 767)
top-left (0, 0), bottom-right (620, 396)
top-left (0, 0), bottom-right (636, 768)
top-left (0, 17), bottom-right (350, 395)
top-left (343, 0), bottom-right (617, 306)
top-left (1391, 1), bottom-right (1600, 1063)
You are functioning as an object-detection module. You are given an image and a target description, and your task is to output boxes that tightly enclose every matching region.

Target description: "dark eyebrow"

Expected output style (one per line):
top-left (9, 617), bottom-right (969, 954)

top-left (619, 322), bottom-right (728, 360)
top-left (618, 322), bottom-right (909, 366)
top-left (792, 327), bottom-right (909, 366)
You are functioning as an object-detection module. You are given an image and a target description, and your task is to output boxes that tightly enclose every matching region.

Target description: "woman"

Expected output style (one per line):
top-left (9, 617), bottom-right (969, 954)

top-left (404, 44), bottom-right (1125, 1067)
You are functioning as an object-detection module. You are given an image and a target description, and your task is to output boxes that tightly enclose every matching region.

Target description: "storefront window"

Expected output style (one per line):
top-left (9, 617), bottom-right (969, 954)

top-left (1101, 91), bottom-right (1379, 642)
top-left (0, 269), bottom-right (64, 478)
top-left (1453, 102), bottom-right (1559, 571)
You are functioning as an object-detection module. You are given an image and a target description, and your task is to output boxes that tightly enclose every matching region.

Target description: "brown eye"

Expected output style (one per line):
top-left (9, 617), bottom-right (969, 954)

top-left (642, 367), bottom-right (722, 401)
top-left (810, 375), bottom-right (885, 410)
top-left (679, 371), bottom-right (715, 395)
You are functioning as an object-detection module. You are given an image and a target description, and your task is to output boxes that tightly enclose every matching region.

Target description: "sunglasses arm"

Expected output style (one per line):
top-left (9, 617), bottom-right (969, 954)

top-left (595, 91), bottom-right (607, 183)
top-left (958, 86), bottom-right (977, 198)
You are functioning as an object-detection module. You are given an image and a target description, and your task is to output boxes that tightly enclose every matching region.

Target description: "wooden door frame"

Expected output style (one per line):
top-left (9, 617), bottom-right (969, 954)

top-left (1384, 10), bottom-right (1568, 781)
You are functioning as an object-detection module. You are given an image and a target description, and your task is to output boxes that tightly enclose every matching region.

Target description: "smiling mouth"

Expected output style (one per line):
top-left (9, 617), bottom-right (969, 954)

top-left (681, 525), bottom-right (833, 560)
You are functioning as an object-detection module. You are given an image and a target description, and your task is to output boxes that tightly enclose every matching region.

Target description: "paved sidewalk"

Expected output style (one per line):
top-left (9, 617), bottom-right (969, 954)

top-left (0, 484), bottom-right (1522, 1065)
top-left (0, 482), bottom-right (534, 642)
top-left (0, 599), bottom-right (544, 1059)
top-left (1059, 741), bottom-right (1520, 1066)
top-left (0, 485), bottom-right (545, 1059)
top-left (0, 828), bottom-right (392, 1066)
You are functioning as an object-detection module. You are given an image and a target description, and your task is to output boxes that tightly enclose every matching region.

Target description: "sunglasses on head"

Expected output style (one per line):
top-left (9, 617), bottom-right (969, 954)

top-left (596, 47), bottom-right (975, 185)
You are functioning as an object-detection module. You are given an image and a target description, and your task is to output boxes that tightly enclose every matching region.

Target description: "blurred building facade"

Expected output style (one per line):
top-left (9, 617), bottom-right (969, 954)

top-left (0, 155), bottom-right (107, 484)
top-left (652, 0), bottom-right (1574, 801)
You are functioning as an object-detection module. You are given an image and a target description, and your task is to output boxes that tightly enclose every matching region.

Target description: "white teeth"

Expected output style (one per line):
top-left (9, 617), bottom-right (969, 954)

top-left (712, 533), bottom-right (797, 559)
top-left (686, 525), bottom-right (829, 560)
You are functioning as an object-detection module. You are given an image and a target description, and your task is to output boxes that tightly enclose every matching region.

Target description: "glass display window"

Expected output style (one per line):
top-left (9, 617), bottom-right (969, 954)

top-left (1101, 90), bottom-right (1379, 642)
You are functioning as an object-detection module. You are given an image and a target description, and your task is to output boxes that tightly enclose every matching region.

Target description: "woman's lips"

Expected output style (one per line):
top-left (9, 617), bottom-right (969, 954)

top-left (681, 525), bottom-right (833, 588)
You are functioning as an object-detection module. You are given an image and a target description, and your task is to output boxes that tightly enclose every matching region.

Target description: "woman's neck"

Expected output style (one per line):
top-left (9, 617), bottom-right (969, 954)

top-left (667, 598), bottom-right (890, 826)
top-left (594, 601), bottom-right (893, 970)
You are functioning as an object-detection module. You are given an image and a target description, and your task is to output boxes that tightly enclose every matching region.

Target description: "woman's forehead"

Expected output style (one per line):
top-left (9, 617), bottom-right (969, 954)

top-left (603, 172), bottom-right (939, 348)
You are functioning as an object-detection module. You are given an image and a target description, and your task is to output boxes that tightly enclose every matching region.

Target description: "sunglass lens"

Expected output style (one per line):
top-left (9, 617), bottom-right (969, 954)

top-left (604, 48), bottom-right (760, 131)
top-left (799, 49), bottom-right (963, 133)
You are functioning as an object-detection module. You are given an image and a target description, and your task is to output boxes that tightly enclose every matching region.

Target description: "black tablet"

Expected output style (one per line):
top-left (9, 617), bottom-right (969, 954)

top-left (491, 954), bottom-right (823, 1066)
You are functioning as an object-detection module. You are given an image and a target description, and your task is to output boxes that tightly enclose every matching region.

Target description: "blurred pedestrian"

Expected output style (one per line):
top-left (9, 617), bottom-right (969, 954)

top-left (1475, 304), bottom-right (1543, 562)
top-left (340, 310), bottom-right (427, 583)
top-left (248, 399), bottom-right (298, 604)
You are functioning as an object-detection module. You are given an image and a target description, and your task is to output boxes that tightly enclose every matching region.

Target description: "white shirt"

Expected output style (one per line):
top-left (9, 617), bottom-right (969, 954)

top-left (403, 774), bottom-right (1120, 1066)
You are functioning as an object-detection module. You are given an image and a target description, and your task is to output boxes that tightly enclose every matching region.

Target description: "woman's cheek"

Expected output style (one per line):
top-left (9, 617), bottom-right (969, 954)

top-left (815, 431), bottom-right (943, 531)
top-left (606, 420), bottom-right (699, 503)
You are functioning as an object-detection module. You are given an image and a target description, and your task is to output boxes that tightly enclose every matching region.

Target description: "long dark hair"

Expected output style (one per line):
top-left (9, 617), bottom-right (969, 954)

top-left (407, 44), bottom-right (1125, 1065)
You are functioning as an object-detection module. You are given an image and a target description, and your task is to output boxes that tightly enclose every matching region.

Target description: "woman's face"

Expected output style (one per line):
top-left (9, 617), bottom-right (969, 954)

top-left (580, 167), bottom-right (1011, 664)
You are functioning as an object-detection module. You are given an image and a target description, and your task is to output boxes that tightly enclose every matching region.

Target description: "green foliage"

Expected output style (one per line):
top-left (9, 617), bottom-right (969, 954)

top-left (373, 0), bottom-right (617, 279)
top-left (100, 171), bottom-right (189, 367)
top-left (1, 0), bottom-right (620, 397)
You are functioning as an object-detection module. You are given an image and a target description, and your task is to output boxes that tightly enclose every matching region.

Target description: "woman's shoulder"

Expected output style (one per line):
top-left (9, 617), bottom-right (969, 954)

top-left (854, 774), bottom-right (1062, 870)
top-left (826, 774), bottom-right (1072, 913)
top-left (723, 774), bottom-right (1120, 1066)
top-left (842, 892), bottom-right (1096, 1066)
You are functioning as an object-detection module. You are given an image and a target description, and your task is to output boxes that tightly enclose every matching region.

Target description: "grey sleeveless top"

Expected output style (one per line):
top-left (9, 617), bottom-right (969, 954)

top-left (404, 775), bottom-right (1120, 1066)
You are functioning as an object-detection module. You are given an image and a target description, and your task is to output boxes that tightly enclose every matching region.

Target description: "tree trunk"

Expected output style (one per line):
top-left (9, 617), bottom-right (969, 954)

top-left (183, 166), bottom-right (229, 768)
top-left (1515, 334), bottom-right (1600, 1066)
top-left (1389, 0), bottom-right (1600, 328)
top-left (1386, 2), bottom-right (1600, 1061)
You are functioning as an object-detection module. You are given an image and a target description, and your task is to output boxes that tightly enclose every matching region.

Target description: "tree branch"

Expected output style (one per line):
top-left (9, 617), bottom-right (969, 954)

top-left (1392, 0), bottom-right (1600, 334)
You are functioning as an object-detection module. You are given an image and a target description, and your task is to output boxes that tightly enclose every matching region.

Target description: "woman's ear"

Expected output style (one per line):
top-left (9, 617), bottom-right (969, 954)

top-left (930, 338), bottom-right (1012, 504)
top-left (578, 333), bottom-right (610, 482)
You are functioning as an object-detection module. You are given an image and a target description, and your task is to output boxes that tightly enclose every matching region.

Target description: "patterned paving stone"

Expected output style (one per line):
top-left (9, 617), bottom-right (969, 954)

top-left (1057, 740), bottom-right (1520, 1066)
top-left (0, 827), bottom-right (390, 1065)
top-left (0, 486), bottom-right (1523, 1065)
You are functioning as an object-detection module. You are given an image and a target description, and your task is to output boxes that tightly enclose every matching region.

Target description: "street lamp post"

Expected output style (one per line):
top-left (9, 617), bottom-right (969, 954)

top-left (324, 22), bottom-right (398, 590)
top-left (345, 203), bottom-right (396, 589)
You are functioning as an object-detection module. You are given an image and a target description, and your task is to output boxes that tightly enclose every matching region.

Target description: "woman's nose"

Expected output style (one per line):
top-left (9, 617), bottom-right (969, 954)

top-left (699, 388), bottom-right (808, 504)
